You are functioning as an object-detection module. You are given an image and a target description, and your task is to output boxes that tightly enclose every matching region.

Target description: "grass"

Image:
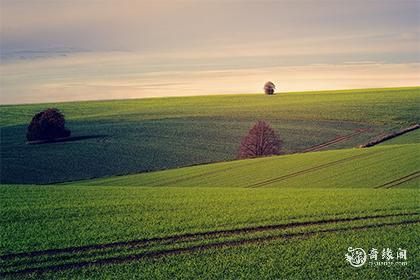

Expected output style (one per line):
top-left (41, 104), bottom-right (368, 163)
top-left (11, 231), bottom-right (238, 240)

top-left (378, 128), bottom-right (420, 146)
top-left (2, 184), bottom-right (418, 255)
top-left (70, 143), bottom-right (419, 189)
top-left (1, 87), bottom-right (419, 184)
top-left (1, 181), bottom-right (419, 278)
top-left (1, 87), bottom-right (419, 278)
top-left (1, 142), bottom-right (419, 277)
top-left (14, 223), bottom-right (418, 280)
top-left (1, 185), bottom-right (419, 277)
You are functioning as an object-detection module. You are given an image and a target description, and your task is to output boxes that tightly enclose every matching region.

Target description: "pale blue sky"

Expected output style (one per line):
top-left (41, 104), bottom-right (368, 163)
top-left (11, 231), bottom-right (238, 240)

top-left (1, 0), bottom-right (419, 104)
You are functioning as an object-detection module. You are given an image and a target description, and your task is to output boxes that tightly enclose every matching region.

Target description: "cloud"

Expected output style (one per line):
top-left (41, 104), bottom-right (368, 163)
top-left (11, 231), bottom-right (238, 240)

top-left (1, 1), bottom-right (418, 103)
top-left (1, 0), bottom-right (419, 53)
top-left (1, 51), bottom-right (419, 104)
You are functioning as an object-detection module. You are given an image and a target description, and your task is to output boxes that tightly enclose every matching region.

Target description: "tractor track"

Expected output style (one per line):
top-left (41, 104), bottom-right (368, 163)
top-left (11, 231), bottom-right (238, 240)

top-left (153, 128), bottom-right (372, 187)
top-left (374, 171), bottom-right (420, 189)
top-left (1, 212), bottom-right (418, 276)
top-left (1, 211), bottom-right (415, 261)
top-left (151, 159), bottom-right (268, 187)
top-left (301, 128), bottom-right (371, 153)
top-left (1, 218), bottom-right (418, 277)
top-left (246, 150), bottom-right (383, 188)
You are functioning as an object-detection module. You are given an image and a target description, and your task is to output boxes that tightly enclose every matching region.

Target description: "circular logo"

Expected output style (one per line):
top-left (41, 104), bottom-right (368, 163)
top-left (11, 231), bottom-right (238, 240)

top-left (345, 247), bottom-right (367, 267)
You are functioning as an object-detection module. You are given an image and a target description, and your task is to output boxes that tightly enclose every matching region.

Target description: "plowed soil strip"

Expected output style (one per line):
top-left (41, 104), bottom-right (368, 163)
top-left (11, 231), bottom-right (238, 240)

top-left (2, 219), bottom-right (418, 277)
top-left (302, 128), bottom-right (371, 153)
top-left (360, 124), bottom-right (419, 148)
top-left (247, 150), bottom-right (383, 188)
top-left (374, 171), bottom-right (420, 189)
top-left (1, 212), bottom-right (417, 262)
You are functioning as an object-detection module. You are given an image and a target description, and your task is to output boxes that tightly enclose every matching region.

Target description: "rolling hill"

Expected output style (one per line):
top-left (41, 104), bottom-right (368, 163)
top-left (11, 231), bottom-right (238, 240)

top-left (1, 138), bottom-right (419, 278)
top-left (0, 87), bottom-right (419, 279)
top-left (70, 142), bottom-right (419, 188)
top-left (1, 87), bottom-right (419, 184)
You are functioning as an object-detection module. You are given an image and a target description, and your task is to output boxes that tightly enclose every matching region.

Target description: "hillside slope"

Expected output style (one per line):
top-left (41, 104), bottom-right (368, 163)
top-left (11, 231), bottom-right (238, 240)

top-left (1, 87), bottom-right (419, 184)
top-left (71, 143), bottom-right (419, 188)
top-left (2, 131), bottom-right (419, 278)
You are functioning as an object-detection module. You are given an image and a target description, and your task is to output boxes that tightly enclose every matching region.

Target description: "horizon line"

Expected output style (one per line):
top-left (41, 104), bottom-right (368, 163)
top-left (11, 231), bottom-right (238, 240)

top-left (1, 86), bottom-right (419, 107)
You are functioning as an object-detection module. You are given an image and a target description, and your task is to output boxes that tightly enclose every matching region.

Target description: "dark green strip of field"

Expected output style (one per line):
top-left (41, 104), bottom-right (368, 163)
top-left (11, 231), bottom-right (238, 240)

top-left (1, 87), bottom-right (419, 184)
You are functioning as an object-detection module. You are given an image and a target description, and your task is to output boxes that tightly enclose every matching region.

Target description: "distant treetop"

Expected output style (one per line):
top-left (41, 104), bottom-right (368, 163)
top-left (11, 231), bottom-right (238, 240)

top-left (264, 81), bottom-right (276, 95)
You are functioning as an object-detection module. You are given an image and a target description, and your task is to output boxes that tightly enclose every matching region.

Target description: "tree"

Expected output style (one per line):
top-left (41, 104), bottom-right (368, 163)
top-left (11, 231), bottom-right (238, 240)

top-left (238, 121), bottom-right (282, 159)
top-left (264, 81), bottom-right (275, 95)
top-left (26, 108), bottom-right (71, 141)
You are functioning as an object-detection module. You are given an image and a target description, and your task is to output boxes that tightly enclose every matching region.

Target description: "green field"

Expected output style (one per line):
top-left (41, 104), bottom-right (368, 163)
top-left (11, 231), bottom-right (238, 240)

top-left (7, 223), bottom-right (417, 280)
top-left (378, 128), bottom-right (420, 146)
top-left (1, 87), bottom-right (419, 279)
top-left (1, 87), bottom-right (419, 184)
top-left (71, 143), bottom-right (419, 188)
top-left (1, 184), bottom-right (419, 278)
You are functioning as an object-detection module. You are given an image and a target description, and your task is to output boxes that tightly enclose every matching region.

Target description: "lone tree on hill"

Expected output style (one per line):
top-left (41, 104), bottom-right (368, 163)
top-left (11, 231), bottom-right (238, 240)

top-left (26, 108), bottom-right (71, 142)
top-left (238, 121), bottom-right (282, 159)
top-left (263, 81), bottom-right (275, 95)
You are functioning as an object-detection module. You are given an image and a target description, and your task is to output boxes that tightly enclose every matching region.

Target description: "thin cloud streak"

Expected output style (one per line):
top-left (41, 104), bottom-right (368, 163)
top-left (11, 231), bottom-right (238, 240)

top-left (1, 52), bottom-right (419, 104)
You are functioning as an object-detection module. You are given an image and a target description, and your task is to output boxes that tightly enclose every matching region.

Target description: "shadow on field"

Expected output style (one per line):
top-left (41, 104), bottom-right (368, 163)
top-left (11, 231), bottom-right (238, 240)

top-left (26, 135), bottom-right (108, 145)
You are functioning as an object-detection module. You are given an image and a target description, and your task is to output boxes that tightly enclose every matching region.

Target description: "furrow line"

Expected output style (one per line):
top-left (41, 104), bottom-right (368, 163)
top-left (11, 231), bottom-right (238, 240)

top-left (2, 219), bottom-right (418, 277)
top-left (1, 211), bottom-right (417, 261)
top-left (302, 128), bottom-right (370, 153)
top-left (374, 171), bottom-right (420, 189)
top-left (247, 150), bottom-right (382, 188)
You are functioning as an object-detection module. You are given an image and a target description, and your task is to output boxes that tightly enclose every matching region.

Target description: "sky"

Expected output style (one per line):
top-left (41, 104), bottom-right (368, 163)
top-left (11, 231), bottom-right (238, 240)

top-left (1, 0), bottom-right (419, 104)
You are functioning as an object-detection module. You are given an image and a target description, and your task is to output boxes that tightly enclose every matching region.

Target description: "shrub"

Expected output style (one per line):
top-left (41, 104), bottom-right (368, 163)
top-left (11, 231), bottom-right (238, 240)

top-left (26, 108), bottom-right (71, 141)
top-left (238, 120), bottom-right (282, 159)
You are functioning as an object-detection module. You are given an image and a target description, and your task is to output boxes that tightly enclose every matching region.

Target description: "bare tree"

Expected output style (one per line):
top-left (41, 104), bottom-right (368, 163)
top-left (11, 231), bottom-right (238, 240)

top-left (238, 121), bottom-right (282, 159)
top-left (264, 81), bottom-right (275, 95)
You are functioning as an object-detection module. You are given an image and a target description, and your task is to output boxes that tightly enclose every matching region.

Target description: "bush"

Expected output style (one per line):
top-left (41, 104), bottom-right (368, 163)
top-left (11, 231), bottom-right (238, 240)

top-left (238, 120), bottom-right (282, 159)
top-left (26, 108), bottom-right (71, 141)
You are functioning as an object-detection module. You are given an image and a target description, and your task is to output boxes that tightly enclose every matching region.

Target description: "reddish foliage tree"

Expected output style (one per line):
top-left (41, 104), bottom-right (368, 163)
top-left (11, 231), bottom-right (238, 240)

top-left (238, 121), bottom-right (282, 159)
